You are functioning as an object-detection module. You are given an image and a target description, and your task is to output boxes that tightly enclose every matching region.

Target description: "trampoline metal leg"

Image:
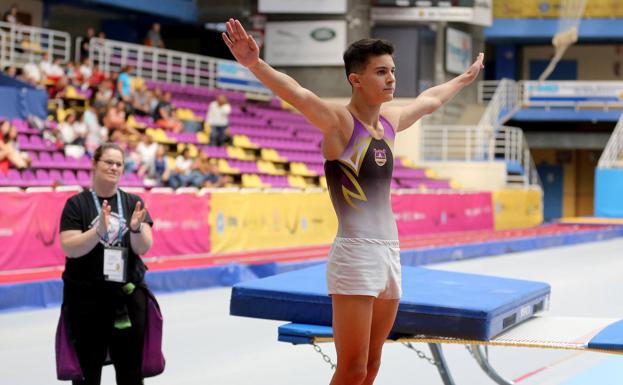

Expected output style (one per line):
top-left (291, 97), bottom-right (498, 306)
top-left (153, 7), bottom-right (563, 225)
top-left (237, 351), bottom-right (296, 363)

top-left (428, 343), bottom-right (456, 385)
top-left (469, 344), bottom-right (514, 385)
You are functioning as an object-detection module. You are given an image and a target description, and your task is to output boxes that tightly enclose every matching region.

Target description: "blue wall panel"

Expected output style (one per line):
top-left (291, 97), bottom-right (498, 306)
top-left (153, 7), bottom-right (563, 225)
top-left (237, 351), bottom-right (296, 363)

top-left (595, 168), bottom-right (623, 217)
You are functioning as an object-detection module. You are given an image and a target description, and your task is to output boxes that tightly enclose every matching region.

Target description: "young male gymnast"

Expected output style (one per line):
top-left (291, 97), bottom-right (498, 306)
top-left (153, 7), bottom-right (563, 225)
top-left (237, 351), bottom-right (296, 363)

top-left (222, 18), bottom-right (483, 385)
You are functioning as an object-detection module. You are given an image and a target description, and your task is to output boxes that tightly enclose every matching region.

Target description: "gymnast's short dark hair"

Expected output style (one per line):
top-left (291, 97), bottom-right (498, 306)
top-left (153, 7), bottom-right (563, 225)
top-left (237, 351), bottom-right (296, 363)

top-left (343, 39), bottom-right (394, 84)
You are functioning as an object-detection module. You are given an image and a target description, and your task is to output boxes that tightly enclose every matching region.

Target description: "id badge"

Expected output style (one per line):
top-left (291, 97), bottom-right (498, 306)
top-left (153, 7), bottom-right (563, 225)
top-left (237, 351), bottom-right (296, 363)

top-left (103, 246), bottom-right (128, 283)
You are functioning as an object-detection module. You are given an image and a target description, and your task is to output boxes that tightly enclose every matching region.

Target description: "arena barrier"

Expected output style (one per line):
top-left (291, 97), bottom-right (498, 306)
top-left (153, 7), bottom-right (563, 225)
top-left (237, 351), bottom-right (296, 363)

top-left (492, 188), bottom-right (543, 230)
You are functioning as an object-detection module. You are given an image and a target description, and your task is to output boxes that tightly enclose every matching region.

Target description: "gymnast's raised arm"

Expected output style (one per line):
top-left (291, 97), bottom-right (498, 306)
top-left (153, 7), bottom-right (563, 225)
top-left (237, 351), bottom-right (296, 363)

top-left (222, 19), bottom-right (343, 135)
top-left (383, 53), bottom-right (484, 132)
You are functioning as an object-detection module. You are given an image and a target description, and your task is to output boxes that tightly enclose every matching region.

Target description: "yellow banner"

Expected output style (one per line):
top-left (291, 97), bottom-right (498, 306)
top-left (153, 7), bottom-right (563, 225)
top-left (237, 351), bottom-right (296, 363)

top-left (495, 0), bottom-right (623, 18)
top-left (209, 191), bottom-right (337, 253)
top-left (493, 188), bottom-right (543, 230)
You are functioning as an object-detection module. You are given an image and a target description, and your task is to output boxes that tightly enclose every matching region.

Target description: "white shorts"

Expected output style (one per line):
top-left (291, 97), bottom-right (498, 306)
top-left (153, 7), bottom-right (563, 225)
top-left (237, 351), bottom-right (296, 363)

top-left (326, 237), bottom-right (402, 299)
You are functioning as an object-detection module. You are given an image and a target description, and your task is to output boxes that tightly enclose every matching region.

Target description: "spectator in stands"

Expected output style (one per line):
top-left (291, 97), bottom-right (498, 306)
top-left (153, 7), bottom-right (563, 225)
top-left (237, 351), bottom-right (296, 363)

top-left (58, 142), bottom-right (160, 385)
top-left (83, 106), bottom-right (108, 154)
top-left (144, 23), bottom-right (165, 49)
top-left (103, 100), bottom-right (130, 141)
top-left (123, 140), bottom-right (144, 176)
top-left (93, 79), bottom-right (114, 113)
top-left (89, 61), bottom-right (107, 89)
top-left (153, 144), bottom-right (171, 184)
top-left (131, 83), bottom-right (151, 116)
top-left (167, 147), bottom-right (193, 188)
top-left (223, 19), bottom-right (484, 385)
top-left (206, 94), bottom-right (231, 146)
top-left (148, 88), bottom-right (162, 117)
top-left (21, 61), bottom-right (41, 85)
top-left (78, 57), bottom-right (93, 88)
top-left (117, 65), bottom-right (134, 102)
top-left (189, 152), bottom-right (228, 188)
top-left (58, 110), bottom-right (87, 146)
top-left (3, 4), bottom-right (18, 24)
top-left (136, 134), bottom-right (158, 177)
top-left (0, 120), bottom-right (29, 169)
top-left (3, 65), bottom-right (16, 77)
top-left (154, 91), bottom-right (182, 132)
top-left (40, 55), bottom-right (65, 83)
top-left (79, 27), bottom-right (96, 60)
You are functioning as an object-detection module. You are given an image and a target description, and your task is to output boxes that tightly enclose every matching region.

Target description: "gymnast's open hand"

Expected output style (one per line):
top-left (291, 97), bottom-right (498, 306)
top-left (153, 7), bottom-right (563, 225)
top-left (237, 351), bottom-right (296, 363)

top-left (463, 52), bottom-right (485, 85)
top-left (222, 18), bottom-right (260, 69)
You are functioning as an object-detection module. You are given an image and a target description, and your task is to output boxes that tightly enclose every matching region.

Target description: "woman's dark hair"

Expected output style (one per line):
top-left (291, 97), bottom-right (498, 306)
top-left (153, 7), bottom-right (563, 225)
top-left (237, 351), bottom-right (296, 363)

top-left (93, 142), bottom-right (124, 163)
top-left (343, 39), bottom-right (394, 84)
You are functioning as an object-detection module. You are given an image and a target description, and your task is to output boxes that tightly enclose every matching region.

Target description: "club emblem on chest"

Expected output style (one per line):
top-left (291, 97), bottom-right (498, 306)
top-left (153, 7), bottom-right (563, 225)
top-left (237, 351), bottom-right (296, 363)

top-left (374, 148), bottom-right (387, 166)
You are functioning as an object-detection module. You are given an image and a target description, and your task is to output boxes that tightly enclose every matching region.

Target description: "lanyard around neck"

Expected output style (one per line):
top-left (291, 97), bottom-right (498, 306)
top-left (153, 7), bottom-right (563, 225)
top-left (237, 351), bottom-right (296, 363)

top-left (90, 189), bottom-right (124, 245)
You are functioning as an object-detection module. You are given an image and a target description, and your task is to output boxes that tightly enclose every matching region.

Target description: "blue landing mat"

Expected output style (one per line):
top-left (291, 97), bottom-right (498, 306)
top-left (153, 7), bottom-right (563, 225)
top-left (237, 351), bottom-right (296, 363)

top-left (230, 264), bottom-right (551, 340)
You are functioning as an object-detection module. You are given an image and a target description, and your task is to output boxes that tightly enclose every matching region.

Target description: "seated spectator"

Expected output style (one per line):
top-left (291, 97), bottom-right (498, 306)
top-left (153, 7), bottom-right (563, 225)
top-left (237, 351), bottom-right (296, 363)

top-left (189, 152), bottom-right (228, 188)
top-left (123, 140), bottom-right (145, 176)
top-left (41, 57), bottom-right (65, 83)
top-left (88, 61), bottom-right (107, 89)
top-left (21, 62), bottom-right (42, 86)
top-left (144, 23), bottom-right (165, 49)
top-left (148, 88), bottom-right (162, 117)
top-left (3, 65), bottom-right (16, 77)
top-left (117, 65), bottom-right (134, 102)
top-left (77, 57), bottom-right (93, 85)
top-left (131, 83), bottom-right (151, 116)
top-left (103, 100), bottom-right (133, 141)
top-left (136, 134), bottom-right (158, 176)
top-left (154, 91), bottom-right (182, 132)
top-left (206, 94), bottom-right (232, 146)
top-left (83, 106), bottom-right (108, 154)
top-left (0, 121), bottom-right (30, 169)
top-left (167, 148), bottom-right (193, 189)
top-left (58, 110), bottom-right (87, 146)
top-left (153, 145), bottom-right (171, 184)
top-left (92, 79), bottom-right (114, 112)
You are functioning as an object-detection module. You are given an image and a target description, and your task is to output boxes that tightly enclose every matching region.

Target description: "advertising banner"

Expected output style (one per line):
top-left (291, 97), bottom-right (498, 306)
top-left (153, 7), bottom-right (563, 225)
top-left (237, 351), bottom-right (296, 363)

top-left (142, 192), bottom-right (211, 258)
top-left (446, 27), bottom-right (473, 75)
top-left (210, 191), bottom-right (337, 253)
top-left (523, 81), bottom-right (623, 105)
top-left (493, 188), bottom-right (543, 230)
top-left (0, 192), bottom-right (72, 270)
top-left (265, 21), bottom-right (347, 66)
top-left (259, 0), bottom-right (347, 14)
top-left (393, 192), bottom-right (494, 236)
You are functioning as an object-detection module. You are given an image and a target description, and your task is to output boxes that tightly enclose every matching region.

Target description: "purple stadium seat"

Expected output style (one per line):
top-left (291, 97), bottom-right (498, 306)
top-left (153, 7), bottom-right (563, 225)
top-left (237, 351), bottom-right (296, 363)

top-left (52, 152), bottom-right (67, 168)
top-left (0, 169), bottom-right (21, 186)
top-left (35, 169), bottom-right (52, 186)
top-left (21, 170), bottom-right (39, 187)
top-left (62, 170), bottom-right (78, 185)
top-left (76, 170), bottom-right (91, 183)
top-left (49, 170), bottom-right (63, 184)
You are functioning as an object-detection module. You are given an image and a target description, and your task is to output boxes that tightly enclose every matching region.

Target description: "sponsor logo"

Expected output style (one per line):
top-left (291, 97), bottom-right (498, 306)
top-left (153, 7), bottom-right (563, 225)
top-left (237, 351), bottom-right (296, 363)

top-left (310, 28), bottom-right (336, 42)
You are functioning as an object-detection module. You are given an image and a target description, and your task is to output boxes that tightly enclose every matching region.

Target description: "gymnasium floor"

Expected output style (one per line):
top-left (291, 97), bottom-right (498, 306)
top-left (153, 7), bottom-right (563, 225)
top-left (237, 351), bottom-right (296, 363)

top-left (1, 238), bottom-right (622, 384)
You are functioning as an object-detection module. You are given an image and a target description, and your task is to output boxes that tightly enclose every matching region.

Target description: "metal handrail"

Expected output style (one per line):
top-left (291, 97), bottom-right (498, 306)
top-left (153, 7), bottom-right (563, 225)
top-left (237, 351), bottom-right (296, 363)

top-left (597, 112), bottom-right (623, 168)
top-left (0, 21), bottom-right (70, 67)
top-left (89, 38), bottom-right (218, 89)
top-left (420, 124), bottom-right (541, 188)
